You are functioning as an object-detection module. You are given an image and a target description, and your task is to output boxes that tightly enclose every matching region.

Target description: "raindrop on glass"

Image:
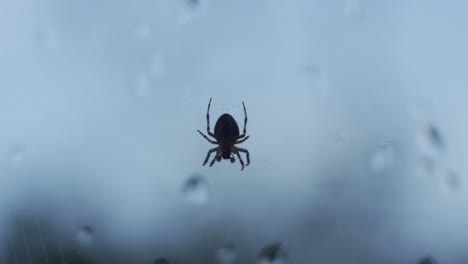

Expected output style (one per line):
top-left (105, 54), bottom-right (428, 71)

top-left (418, 123), bottom-right (445, 156)
top-left (8, 145), bottom-right (26, 163)
top-left (75, 225), bottom-right (94, 247)
top-left (300, 63), bottom-right (329, 98)
top-left (443, 170), bottom-right (461, 193)
top-left (408, 100), bottom-right (433, 121)
top-left (302, 64), bottom-right (321, 76)
top-left (148, 52), bottom-right (167, 80)
top-left (343, 0), bottom-right (365, 19)
top-left (257, 242), bottom-right (288, 264)
top-left (36, 28), bottom-right (57, 49)
top-left (187, 0), bottom-right (201, 7)
top-left (134, 74), bottom-right (151, 98)
top-left (426, 124), bottom-right (444, 151)
top-left (215, 244), bottom-right (237, 264)
top-left (182, 174), bottom-right (209, 205)
top-left (370, 142), bottom-right (397, 172)
top-left (333, 130), bottom-right (351, 146)
top-left (177, 0), bottom-right (206, 24)
top-left (154, 257), bottom-right (169, 264)
top-left (135, 23), bottom-right (151, 40)
top-left (418, 256), bottom-right (437, 264)
top-left (415, 156), bottom-right (436, 178)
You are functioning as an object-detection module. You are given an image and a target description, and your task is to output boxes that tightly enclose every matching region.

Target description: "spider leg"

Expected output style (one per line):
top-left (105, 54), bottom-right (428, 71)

top-left (236, 101), bottom-right (248, 140)
top-left (236, 152), bottom-right (245, 170)
top-left (235, 135), bottom-right (250, 144)
top-left (203, 147), bottom-right (218, 166)
top-left (205, 98), bottom-right (216, 138)
top-left (209, 151), bottom-right (221, 167)
top-left (242, 101), bottom-right (247, 135)
top-left (197, 130), bottom-right (218, 144)
top-left (236, 147), bottom-right (250, 166)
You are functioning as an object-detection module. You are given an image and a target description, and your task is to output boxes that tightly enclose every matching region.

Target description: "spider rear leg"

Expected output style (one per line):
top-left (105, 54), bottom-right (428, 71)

top-left (236, 152), bottom-right (245, 170)
top-left (203, 147), bottom-right (218, 166)
top-left (197, 130), bottom-right (218, 144)
top-left (209, 152), bottom-right (221, 167)
top-left (237, 147), bottom-right (250, 166)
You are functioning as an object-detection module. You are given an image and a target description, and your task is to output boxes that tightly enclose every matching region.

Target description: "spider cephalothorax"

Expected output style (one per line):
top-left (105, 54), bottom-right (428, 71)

top-left (197, 98), bottom-right (251, 170)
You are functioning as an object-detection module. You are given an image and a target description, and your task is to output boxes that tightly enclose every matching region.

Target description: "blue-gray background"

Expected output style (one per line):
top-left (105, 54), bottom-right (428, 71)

top-left (0, 0), bottom-right (467, 263)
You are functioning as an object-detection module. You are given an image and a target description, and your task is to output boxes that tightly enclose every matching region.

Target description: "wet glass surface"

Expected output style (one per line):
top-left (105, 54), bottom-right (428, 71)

top-left (0, 0), bottom-right (467, 263)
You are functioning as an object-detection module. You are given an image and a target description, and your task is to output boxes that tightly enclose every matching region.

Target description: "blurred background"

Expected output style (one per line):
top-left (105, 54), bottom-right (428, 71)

top-left (0, 0), bottom-right (467, 263)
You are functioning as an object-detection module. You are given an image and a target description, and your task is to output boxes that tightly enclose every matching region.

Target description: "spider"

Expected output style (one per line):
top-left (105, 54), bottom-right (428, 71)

top-left (197, 98), bottom-right (251, 170)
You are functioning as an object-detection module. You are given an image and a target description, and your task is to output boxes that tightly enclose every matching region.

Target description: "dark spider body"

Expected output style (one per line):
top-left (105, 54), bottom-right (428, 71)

top-left (214, 114), bottom-right (239, 160)
top-left (197, 98), bottom-right (251, 170)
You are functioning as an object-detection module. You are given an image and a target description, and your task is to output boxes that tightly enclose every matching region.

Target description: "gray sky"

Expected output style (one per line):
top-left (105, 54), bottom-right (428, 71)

top-left (0, 0), bottom-right (468, 263)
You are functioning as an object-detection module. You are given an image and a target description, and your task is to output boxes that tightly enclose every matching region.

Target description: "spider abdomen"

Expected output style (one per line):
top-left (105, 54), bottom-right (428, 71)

top-left (214, 113), bottom-right (240, 142)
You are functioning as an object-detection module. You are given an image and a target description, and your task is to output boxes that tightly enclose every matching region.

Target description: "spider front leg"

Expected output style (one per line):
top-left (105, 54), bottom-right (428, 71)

top-left (205, 98), bottom-right (216, 138)
top-left (203, 147), bottom-right (218, 166)
top-left (236, 147), bottom-right (250, 166)
top-left (197, 130), bottom-right (218, 144)
top-left (235, 135), bottom-right (249, 144)
top-left (236, 101), bottom-right (248, 140)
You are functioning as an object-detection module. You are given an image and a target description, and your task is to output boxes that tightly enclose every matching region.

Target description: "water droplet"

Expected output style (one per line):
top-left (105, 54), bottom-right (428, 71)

top-left (36, 28), bottom-right (57, 49)
top-left (418, 123), bottom-right (445, 156)
top-left (75, 225), bottom-right (94, 247)
top-left (148, 52), bottom-right (167, 80)
top-left (257, 242), bottom-right (288, 264)
top-left (177, 0), bottom-right (206, 24)
top-left (302, 64), bottom-right (321, 76)
top-left (409, 100), bottom-right (435, 124)
top-left (8, 145), bottom-right (26, 163)
top-left (415, 156), bottom-right (436, 177)
top-left (370, 142), bottom-right (397, 172)
top-left (300, 63), bottom-right (329, 98)
top-left (182, 174), bottom-right (209, 205)
top-left (333, 130), bottom-right (351, 146)
top-left (187, 0), bottom-right (201, 7)
top-left (443, 170), bottom-right (461, 193)
top-left (343, 0), bottom-right (365, 19)
top-left (427, 124), bottom-right (444, 151)
top-left (134, 74), bottom-right (151, 98)
top-left (418, 256), bottom-right (437, 264)
top-left (135, 23), bottom-right (151, 40)
top-left (154, 257), bottom-right (169, 264)
top-left (215, 244), bottom-right (237, 264)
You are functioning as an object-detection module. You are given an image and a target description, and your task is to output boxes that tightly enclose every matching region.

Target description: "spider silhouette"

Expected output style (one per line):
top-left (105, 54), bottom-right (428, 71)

top-left (197, 98), bottom-right (250, 170)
